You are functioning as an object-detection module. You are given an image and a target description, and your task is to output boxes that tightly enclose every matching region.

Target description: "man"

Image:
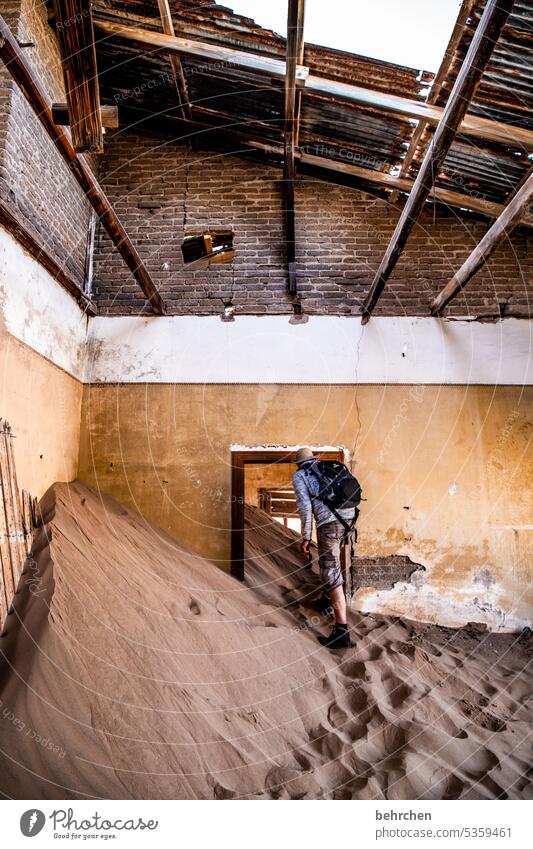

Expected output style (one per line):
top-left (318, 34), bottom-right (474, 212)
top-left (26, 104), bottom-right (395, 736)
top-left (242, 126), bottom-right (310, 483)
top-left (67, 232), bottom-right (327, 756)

top-left (292, 447), bottom-right (355, 650)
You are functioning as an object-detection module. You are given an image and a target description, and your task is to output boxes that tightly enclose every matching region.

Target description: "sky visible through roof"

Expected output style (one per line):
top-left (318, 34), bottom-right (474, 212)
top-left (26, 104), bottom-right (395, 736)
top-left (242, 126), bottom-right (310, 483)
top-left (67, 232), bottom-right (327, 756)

top-left (228, 0), bottom-right (463, 73)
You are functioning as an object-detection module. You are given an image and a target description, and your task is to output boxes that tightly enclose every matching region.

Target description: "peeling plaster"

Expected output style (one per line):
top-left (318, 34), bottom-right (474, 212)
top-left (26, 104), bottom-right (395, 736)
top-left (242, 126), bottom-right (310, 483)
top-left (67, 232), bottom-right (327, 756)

top-left (86, 315), bottom-right (533, 385)
top-left (474, 568), bottom-right (497, 590)
top-left (0, 227), bottom-right (87, 380)
top-left (357, 582), bottom-right (530, 633)
top-left (1, 225), bottom-right (532, 389)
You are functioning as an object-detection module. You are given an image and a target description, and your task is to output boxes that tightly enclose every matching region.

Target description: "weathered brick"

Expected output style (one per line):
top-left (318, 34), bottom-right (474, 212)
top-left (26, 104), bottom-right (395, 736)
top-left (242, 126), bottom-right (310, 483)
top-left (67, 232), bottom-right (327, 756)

top-left (0, 0), bottom-right (92, 284)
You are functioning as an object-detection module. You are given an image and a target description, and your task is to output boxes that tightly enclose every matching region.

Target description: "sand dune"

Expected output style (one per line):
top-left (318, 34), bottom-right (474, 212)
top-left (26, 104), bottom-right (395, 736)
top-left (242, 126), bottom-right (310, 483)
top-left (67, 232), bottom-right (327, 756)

top-left (0, 481), bottom-right (531, 800)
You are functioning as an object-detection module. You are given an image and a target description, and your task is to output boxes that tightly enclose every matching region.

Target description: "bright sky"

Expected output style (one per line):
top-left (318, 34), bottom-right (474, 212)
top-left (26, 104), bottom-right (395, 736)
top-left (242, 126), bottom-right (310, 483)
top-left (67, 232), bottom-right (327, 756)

top-left (228, 0), bottom-right (463, 72)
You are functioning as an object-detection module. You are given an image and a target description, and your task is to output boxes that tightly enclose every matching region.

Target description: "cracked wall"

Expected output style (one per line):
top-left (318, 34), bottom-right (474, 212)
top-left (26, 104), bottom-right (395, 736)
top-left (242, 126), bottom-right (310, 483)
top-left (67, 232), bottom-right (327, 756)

top-left (0, 228), bottom-right (85, 497)
top-left (0, 0), bottom-right (92, 284)
top-left (79, 383), bottom-right (533, 632)
top-left (92, 131), bottom-right (533, 318)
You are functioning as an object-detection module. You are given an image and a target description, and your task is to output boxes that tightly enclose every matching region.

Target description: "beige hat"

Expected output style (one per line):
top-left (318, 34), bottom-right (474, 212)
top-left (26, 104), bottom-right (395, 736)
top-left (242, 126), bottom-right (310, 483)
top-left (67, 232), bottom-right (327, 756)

top-left (295, 447), bottom-right (316, 465)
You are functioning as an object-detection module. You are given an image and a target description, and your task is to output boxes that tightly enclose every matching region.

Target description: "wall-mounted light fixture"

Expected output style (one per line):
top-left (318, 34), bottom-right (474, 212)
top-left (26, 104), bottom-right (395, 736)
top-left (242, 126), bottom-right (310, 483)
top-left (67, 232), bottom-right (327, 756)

top-left (221, 300), bottom-right (235, 322)
top-left (181, 230), bottom-right (234, 267)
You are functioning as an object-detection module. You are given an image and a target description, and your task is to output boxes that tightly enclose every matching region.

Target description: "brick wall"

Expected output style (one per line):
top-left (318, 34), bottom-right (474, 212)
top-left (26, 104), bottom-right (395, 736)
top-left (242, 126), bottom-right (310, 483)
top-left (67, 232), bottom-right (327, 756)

top-left (93, 130), bottom-right (532, 317)
top-left (0, 0), bottom-right (91, 284)
top-left (353, 556), bottom-right (425, 592)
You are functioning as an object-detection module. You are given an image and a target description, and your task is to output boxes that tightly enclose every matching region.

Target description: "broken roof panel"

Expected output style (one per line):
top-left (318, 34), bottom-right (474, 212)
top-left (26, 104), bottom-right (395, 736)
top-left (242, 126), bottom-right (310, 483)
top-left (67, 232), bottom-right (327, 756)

top-left (91, 0), bottom-right (533, 211)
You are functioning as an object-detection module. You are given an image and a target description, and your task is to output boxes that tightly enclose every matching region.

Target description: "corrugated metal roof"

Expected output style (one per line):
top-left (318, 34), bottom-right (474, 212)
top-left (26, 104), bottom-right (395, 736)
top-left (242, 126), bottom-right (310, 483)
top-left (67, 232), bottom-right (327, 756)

top-left (93, 0), bottom-right (533, 210)
top-left (416, 0), bottom-right (533, 203)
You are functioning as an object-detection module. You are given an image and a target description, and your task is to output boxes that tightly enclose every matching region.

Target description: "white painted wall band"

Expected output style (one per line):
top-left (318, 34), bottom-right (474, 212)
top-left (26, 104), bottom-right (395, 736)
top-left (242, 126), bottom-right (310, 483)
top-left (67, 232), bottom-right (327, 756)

top-left (86, 315), bottom-right (533, 385)
top-left (1, 227), bottom-right (532, 386)
top-left (0, 227), bottom-right (88, 381)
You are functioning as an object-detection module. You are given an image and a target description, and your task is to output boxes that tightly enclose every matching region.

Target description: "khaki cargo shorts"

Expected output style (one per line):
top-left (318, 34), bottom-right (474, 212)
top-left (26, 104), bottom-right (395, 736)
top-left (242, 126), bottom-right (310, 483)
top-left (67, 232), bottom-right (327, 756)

top-left (317, 521), bottom-right (345, 591)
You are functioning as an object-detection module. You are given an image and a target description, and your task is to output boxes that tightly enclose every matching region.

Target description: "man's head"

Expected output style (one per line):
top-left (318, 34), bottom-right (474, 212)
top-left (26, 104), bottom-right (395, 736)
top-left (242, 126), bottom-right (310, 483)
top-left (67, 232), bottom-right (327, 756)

top-left (296, 447), bottom-right (316, 467)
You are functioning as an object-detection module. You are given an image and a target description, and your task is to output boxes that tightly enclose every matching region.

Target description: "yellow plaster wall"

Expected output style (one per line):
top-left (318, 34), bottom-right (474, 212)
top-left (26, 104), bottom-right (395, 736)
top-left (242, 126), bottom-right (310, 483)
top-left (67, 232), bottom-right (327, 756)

top-left (0, 329), bottom-right (83, 498)
top-left (78, 383), bottom-right (532, 629)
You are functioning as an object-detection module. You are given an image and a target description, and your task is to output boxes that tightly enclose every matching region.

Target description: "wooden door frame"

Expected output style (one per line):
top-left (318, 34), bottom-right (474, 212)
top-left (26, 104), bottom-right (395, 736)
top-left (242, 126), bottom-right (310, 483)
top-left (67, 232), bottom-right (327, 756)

top-left (230, 447), bottom-right (344, 580)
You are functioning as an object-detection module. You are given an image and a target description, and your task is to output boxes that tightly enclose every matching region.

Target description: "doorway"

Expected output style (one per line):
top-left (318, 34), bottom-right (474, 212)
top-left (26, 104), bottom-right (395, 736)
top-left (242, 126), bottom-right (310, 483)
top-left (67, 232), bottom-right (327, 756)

top-left (230, 447), bottom-right (345, 580)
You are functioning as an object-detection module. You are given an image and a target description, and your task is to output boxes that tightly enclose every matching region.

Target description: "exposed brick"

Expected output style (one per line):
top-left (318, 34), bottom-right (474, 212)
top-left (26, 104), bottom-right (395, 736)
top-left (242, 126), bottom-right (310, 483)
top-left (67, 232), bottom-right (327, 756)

top-left (0, 0), bottom-right (92, 284)
top-left (92, 130), bottom-right (533, 317)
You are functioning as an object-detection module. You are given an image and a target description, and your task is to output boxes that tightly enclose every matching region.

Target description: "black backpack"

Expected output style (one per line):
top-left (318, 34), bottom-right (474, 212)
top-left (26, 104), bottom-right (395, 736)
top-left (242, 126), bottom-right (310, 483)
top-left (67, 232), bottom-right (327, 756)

top-left (307, 460), bottom-right (362, 518)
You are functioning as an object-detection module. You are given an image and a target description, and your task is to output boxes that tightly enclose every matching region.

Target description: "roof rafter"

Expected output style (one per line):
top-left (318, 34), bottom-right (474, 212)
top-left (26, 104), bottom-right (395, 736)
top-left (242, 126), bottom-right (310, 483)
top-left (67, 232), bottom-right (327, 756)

top-left (53, 0), bottom-right (103, 152)
top-left (361, 0), bottom-right (515, 324)
top-left (283, 0), bottom-right (305, 296)
top-left (0, 14), bottom-right (165, 314)
top-left (93, 16), bottom-right (533, 150)
top-left (391, 0), bottom-right (478, 202)
top-left (119, 103), bottom-right (531, 225)
top-left (156, 0), bottom-right (193, 121)
top-left (430, 169), bottom-right (533, 315)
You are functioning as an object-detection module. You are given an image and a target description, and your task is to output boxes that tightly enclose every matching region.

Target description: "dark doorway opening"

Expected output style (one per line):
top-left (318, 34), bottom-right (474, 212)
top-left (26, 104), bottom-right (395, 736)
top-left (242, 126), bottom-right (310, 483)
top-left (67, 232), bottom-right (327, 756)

top-left (230, 448), bottom-right (344, 580)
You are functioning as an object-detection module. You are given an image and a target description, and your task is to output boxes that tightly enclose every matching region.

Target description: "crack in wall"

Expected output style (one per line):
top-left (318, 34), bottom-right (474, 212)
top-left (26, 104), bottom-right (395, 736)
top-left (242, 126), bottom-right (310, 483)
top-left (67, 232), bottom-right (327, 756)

top-left (350, 325), bottom-right (365, 469)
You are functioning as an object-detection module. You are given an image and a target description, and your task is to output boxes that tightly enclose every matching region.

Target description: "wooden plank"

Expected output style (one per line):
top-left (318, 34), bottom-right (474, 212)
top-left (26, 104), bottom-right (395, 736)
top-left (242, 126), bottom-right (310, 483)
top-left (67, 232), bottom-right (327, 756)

top-left (304, 75), bottom-right (532, 149)
top-left (52, 102), bottom-right (119, 128)
top-left (0, 197), bottom-right (96, 314)
top-left (268, 489), bottom-right (295, 499)
top-left (0, 556), bottom-right (7, 632)
top-left (361, 0), bottom-right (514, 324)
top-left (230, 455), bottom-right (245, 581)
top-left (299, 152), bottom-right (508, 219)
top-left (283, 0), bottom-right (305, 295)
top-left (430, 171), bottom-right (533, 314)
top-left (0, 14), bottom-right (165, 315)
top-left (94, 17), bottom-right (533, 150)
top-left (21, 490), bottom-right (32, 554)
top-left (0, 423), bottom-right (16, 607)
top-left (293, 0), bottom-right (306, 148)
top-left (156, 0), bottom-right (193, 122)
top-left (96, 18), bottom-right (308, 83)
top-left (32, 497), bottom-right (41, 529)
top-left (53, 0), bottom-right (103, 152)
top-left (3, 425), bottom-right (26, 587)
top-left (269, 502), bottom-right (299, 516)
top-left (391, 0), bottom-right (477, 201)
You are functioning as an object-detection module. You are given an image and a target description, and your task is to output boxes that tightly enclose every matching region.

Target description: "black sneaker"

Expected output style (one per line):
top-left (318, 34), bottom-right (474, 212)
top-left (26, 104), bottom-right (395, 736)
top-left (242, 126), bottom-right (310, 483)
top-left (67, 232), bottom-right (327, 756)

top-left (317, 624), bottom-right (353, 650)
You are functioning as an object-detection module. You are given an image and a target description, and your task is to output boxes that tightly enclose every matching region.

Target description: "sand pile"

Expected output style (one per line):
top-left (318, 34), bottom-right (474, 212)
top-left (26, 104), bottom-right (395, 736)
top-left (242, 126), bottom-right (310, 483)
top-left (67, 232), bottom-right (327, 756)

top-left (0, 481), bottom-right (531, 800)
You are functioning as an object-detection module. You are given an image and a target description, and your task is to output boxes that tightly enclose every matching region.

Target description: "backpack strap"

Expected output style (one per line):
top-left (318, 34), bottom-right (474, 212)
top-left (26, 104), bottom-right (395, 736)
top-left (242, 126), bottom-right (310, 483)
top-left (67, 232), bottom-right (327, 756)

top-left (330, 506), bottom-right (358, 549)
top-left (305, 462), bottom-right (359, 544)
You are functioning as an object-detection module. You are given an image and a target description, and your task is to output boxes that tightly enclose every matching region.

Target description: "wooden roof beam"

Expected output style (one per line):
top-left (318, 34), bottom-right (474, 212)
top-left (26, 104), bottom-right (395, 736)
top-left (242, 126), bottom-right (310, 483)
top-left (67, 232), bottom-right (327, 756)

top-left (430, 170), bottom-right (533, 315)
top-left (52, 102), bottom-right (118, 128)
top-left (120, 103), bottom-right (531, 224)
top-left (53, 0), bottom-right (103, 152)
top-left (94, 17), bottom-right (533, 150)
top-left (292, 0), bottom-right (306, 148)
top-left (156, 0), bottom-right (193, 121)
top-left (299, 151), bottom-right (510, 220)
top-left (391, 0), bottom-right (477, 201)
top-left (283, 0), bottom-right (305, 295)
top-left (0, 198), bottom-right (96, 315)
top-left (0, 14), bottom-right (164, 314)
top-left (361, 0), bottom-right (514, 324)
